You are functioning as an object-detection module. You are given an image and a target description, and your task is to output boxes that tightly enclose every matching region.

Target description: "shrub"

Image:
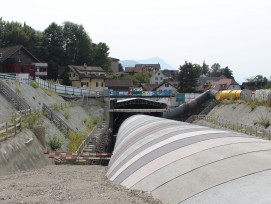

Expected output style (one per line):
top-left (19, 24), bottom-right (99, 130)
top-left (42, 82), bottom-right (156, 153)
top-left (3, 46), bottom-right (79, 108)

top-left (30, 81), bottom-right (39, 88)
top-left (63, 110), bottom-right (71, 119)
top-left (22, 112), bottom-right (42, 129)
top-left (86, 117), bottom-right (100, 132)
top-left (68, 131), bottom-right (87, 152)
top-left (48, 134), bottom-right (63, 151)
top-left (254, 114), bottom-right (270, 129)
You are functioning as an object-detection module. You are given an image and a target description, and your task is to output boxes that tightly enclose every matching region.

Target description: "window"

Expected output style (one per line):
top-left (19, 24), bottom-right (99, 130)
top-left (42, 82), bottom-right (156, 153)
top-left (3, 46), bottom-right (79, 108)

top-left (165, 83), bottom-right (169, 87)
top-left (73, 73), bottom-right (75, 77)
top-left (81, 82), bottom-right (89, 87)
top-left (160, 77), bottom-right (163, 80)
top-left (158, 73), bottom-right (160, 75)
top-left (101, 82), bottom-right (104, 87)
top-left (155, 77), bottom-right (158, 80)
top-left (96, 82), bottom-right (99, 87)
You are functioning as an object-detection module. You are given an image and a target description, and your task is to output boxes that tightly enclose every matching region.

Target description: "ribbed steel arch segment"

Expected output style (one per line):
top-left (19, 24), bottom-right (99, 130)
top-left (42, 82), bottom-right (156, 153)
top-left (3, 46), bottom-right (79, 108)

top-left (107, 115), bottom-right (271, 204)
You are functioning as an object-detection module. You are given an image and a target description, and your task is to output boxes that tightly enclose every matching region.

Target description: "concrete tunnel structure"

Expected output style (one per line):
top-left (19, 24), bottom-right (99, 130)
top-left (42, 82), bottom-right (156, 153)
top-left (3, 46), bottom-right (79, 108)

top-left (107, 115), bottom-right (271, 203)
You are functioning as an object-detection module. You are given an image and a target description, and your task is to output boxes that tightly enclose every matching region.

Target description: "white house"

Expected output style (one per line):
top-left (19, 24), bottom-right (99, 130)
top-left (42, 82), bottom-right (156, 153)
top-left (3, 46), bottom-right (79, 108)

top-left (150, 70), bottom-right (168, 84)
top-left (154, 81), bottom-right (178, 96)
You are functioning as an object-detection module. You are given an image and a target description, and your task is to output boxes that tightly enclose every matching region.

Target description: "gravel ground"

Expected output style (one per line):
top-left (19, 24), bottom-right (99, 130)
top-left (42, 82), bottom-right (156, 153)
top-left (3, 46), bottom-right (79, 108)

top-left (0, 165), bottom-right (163, 204)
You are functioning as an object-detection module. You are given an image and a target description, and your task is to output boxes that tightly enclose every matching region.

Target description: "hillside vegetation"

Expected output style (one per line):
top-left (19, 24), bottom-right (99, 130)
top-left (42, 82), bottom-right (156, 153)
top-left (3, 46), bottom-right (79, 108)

top-left (0, 80), bottom-right (104, 174)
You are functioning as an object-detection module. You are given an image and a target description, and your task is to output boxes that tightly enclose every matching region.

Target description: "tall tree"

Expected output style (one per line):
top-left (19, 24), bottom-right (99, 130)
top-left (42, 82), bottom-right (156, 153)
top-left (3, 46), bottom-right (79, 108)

top-left (201, 61), bottom-right (209, 75)
top-left (91, 42), bottom-right (110, 71)
top-left (178, 61), bottom-right (201, 93)
top-left (43, 22), bottom-right (65, 79)
top-left (209, 63), bottom-right (221, 77)
top-left (63, 21), bottom-right (92, 65)
top-left (221, 66), bottom-right (234, 79)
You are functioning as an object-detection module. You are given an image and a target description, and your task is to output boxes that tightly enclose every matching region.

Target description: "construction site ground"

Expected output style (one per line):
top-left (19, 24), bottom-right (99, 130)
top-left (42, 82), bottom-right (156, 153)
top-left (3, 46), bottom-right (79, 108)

top-left (0, 165), bottom-right (162, 204)
top-left (1, 80), bottom-right (270, 204)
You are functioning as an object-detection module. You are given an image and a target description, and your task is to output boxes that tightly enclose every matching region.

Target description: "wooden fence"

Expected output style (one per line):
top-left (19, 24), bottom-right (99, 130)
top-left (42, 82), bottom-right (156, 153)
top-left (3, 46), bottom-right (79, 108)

top-left (0, 109), bottom-right (32, 142)
top-left (192, 115), bottom-right (271, 139)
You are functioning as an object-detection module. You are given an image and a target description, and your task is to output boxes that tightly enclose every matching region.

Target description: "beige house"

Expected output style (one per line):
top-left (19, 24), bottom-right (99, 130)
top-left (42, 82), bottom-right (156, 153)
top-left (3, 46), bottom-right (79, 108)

top-left (211, 78), bottom-right (241, 91)
top-left (65, 65), bottom-right (106, 91)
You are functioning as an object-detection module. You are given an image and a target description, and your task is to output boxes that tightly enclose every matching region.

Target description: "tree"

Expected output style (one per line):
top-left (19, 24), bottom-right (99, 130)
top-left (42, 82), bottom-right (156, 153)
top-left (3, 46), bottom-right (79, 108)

top-left (201, 61), bottom-right (209, 75)
top-left (62, 72), bottom-right (72, 86)
top-left (246, 75), bottom-right (268, 83)
top-left (221, 66), bottom-right (234, 79)
top-left (63, 21), bottom-right (93, 65)
top-left (209, 63), bottom-right (221, 77)
top-left (119, 63), bottom-right (124, 72)
top-left (91, 42), bottom-right (110, 71)
top-left (178, 61), bottom-right (201, 93)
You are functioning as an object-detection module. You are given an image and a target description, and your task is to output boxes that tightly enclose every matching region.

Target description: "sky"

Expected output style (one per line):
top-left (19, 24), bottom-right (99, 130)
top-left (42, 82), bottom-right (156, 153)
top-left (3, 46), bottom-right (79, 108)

top-left (1, 0), bottom-right (271, 83)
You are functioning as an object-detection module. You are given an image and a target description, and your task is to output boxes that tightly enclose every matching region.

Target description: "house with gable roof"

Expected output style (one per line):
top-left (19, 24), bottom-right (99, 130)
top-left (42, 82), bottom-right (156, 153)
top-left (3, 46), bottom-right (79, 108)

top-left (0, 45), bottom-right (47, 79)
top-left (60, 64), bottom-right (107, 91)
top-left (125, 64), bottom-right (161, 75)
top-left (211, 78), bottom-right (241, 91)
top-left (150, 70), bottom-right (169, 84)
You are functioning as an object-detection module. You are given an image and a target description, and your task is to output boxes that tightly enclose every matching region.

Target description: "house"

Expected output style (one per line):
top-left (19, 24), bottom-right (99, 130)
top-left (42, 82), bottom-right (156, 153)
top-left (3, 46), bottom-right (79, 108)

top-left (140, 83), bottom-right (159, 91)
top-left (125, 64), bottom-right (161, 75)
top-left (105, 79), bottom-right (133, 91)
top-left (109, 57), bottom-right (120, 73)
top-left (197, 75), bottom-right (224, 91)
top-left (162, 69), bottom-right (179, 81)
top-left (150, 70), bottom-right (169, 84)
top-left (61, 64), bottom-right (106, 91)
top-left (211, 78), bottom-right (241, 91)
top-left (153, 81), bottom-right (178, 96)
top-left (241, 82), bottom-right (267, 91)
top-left (0, 45), bottom-right (47, 79)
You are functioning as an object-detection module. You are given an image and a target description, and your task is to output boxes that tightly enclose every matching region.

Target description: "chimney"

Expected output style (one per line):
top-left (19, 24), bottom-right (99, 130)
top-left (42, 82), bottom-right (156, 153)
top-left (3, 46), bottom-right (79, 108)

top-left (84, 63), bottom-right (87, 69)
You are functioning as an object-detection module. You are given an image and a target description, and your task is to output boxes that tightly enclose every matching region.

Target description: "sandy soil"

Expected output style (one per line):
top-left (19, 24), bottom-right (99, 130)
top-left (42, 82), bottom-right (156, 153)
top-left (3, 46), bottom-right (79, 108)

top-left (0, 165), bottom-right (163, 204)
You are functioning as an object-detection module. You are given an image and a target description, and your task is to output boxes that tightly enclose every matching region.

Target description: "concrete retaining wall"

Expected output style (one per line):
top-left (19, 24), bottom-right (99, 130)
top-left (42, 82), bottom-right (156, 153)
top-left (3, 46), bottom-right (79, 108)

top-left (0, 129), bottom-right (52, 176)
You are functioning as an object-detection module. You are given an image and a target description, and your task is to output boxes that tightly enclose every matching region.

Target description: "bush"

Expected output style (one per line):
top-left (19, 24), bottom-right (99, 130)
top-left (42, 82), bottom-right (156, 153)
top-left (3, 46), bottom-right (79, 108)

top-left (48, 134), bottom-right (63, 151)
top-left (63, 110), bottom-right (71, 119)
top-left (30, 81), bottom-right (39, 88)
top-left (86, 117), bottom-right (100, 132)
top-left (68, 131), bottom-right (87, 152)
top-left (254, 114), bottom-right (270, 129)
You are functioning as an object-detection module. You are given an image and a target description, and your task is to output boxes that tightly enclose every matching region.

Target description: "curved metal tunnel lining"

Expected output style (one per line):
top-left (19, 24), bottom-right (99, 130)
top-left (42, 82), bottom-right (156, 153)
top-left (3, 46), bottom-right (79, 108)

top-left (107, 115), bottom-right (271, 204)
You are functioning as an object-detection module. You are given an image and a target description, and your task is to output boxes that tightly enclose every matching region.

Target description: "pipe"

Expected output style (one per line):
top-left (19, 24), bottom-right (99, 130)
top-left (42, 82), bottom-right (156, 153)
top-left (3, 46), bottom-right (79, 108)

top-left (163, 89), bottom-right (217, 119)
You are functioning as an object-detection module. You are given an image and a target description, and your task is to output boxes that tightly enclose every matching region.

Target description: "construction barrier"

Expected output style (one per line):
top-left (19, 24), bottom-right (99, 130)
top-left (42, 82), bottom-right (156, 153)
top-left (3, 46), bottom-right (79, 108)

top-left (44, 152), bottom-right (112, 161)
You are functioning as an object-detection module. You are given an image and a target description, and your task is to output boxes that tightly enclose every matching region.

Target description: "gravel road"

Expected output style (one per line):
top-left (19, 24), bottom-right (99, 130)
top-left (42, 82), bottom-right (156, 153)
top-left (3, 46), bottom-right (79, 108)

top-left (0, 165), bottom-right (163, 204)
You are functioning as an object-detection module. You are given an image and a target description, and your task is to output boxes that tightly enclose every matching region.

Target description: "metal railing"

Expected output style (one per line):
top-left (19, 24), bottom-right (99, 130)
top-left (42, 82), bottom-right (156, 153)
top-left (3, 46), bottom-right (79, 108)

top-left (0, 80), bottom-right (30, 110)
top-left (76, 124), bottom-right (99, 154)
top-left (192, 115), bottom-right (271, 139)
top-left (35, 77), bottom-right (105, 97)
top-left (42, 104), bottom-right (74, 135)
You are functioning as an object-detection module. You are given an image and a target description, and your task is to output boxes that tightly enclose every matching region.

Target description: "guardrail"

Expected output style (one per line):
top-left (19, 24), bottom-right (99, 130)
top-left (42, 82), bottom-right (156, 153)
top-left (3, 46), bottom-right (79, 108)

top-left (35, 77), bottom-right (105, 97)
top-left (42, 104), bottom-right (74, 135)
top-left (192, 115), bottom-right (271, 139)
top-left (0, 73), bottom-right (17, 80)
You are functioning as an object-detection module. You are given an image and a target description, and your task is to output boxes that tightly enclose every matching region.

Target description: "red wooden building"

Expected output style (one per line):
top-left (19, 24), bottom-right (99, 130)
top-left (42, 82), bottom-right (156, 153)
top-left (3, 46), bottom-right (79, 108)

top-left (0, 45), bottom-right (47, 79)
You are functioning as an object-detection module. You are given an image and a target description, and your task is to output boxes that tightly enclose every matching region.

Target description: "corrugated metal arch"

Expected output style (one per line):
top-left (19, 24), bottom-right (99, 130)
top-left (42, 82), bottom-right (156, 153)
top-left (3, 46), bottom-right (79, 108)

top-left (107, 115), bottom-right (271, 204)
